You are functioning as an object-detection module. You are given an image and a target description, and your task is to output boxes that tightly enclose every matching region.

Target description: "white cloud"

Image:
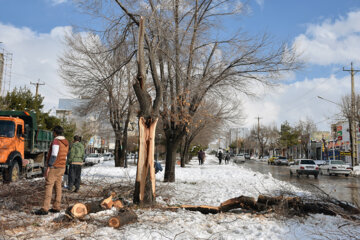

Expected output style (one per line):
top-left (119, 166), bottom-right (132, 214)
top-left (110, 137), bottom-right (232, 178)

top-left (50, 0), bottom-right (68, 5)
top-left (240, 74), bottom-right (354, 131)
top-left (294, 10), bottom-right (360, 66)
top-left (0, 23), bottom-right (73, 112)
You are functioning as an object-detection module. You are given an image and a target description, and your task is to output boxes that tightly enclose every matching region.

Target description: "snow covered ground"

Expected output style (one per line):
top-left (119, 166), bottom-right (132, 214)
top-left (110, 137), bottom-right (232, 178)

top-left (353, 166), bottom-right (360, 176)
top-left (1, 155), bottom-right (359, 240)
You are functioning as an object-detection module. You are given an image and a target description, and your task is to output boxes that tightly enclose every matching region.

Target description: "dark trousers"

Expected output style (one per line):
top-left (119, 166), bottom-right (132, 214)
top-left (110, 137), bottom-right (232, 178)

top-left (68, 164), bottom-right (82, 190)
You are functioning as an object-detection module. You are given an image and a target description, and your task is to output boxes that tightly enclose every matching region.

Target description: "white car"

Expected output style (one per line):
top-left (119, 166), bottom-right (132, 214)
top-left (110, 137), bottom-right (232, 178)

top-left (319, 160), bottom-right (352, 177)
top-left (233, 154), bottom-right (245, 163)
top-left (290, 159), bottom-right (319, 178)
top-left (103, 153), bottom-right (114, 161)
top-left (85, 153), bottom-right (104, 165)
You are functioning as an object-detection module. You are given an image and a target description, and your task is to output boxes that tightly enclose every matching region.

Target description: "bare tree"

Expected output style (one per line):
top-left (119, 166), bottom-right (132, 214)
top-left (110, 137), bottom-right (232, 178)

top-left (74, 0), bottom-right (302, 186)
top-left (113, 0), bottom-right (301, 182)
top-left (341, 94), bottom-right (360, 165)
top-left (250, 124), bottom-right (278, 157)
top-left (59, 31), bottom-right (136, 167)
top-left (179, 98), bottom-right (241, 166)
top-left (295, 118), bottom-right (316, 158)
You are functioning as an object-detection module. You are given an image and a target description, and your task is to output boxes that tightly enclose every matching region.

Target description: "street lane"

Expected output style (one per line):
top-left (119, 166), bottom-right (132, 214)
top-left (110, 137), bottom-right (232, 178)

top-left (242, 160), bottom-right (360, 205)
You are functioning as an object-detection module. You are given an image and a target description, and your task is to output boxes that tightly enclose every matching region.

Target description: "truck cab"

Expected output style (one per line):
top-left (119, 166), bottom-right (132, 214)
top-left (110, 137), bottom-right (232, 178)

top-left (0, 111), bottom-right (53, 182)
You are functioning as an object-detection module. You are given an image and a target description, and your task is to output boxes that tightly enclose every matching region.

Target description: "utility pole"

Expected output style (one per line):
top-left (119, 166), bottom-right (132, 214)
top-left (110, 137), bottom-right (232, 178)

top-left (30, 79), bottom-right (45, 98)
top-left (255, 116), bottom-right (262, 157)
top-left (343, 62), bottom-right (360, 166)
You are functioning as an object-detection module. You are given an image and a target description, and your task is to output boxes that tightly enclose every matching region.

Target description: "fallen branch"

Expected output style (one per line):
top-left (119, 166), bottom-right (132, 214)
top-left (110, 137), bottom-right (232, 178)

top-left (167, 194), bottom-right (360, 219)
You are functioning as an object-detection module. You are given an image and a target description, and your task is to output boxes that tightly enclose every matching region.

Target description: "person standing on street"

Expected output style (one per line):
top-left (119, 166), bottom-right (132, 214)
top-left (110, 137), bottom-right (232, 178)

top-left (67, 135), bottom-right (85, 192)
top-left (225, 151), bottom-right (230, 164)
top-left (200, 150), bottom-right (206, 165)
top-left (198, 150), bottom-right (202, 165)
top-left (218, 151), bottom-right (223, 165)
top-left (34, 126), bottom-right (69, 215)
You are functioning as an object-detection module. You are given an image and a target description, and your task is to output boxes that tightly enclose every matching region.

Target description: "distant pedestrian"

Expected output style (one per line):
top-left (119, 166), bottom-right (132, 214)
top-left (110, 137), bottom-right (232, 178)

top-left (218, 151), bottom-right (223, 165)
top-left (198, 150), bottom-right (202, 165)
top-left (34, 125), bottom-right (69, 215)
top-left (198, 149), bottom-right (206, 165)
top-left (67, 135), bottom-right (85, 193)
top-left (225, 151), bottom-right (230, 164)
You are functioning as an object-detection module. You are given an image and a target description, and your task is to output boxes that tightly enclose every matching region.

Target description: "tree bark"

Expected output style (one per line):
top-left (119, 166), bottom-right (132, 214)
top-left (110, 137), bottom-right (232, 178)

top-left (114, 135), bottom-right (125, 167)
top-left (180, 139), bottom-right (191, 167)
top-left (133, 117), bottom-right (158, 206)
top-left (164, 137), bottom-right (179, 182)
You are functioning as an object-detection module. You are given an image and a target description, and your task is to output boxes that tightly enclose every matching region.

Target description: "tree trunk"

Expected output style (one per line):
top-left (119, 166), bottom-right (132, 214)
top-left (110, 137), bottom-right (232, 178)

top-left (114, 134), bottom-right (125, 167)
top-left (181, 139), bottom-right (191, 167)
top-left (133, 117), bottom-right (158, 206)
top-left (121, 137), bottom-right (127, 168)
top-left (164, 138), bottom-right (178, 182)
top-left (185, 153), bottom-right (191, 164)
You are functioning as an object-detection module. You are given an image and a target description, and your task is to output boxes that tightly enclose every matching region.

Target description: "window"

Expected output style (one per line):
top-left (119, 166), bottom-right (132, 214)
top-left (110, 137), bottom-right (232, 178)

top-left (0, 121), bottom-right (15, 138)
top-left (301, 160), bottom-right (315, 165)
top-left (17, 125), bottom-right (23, 137)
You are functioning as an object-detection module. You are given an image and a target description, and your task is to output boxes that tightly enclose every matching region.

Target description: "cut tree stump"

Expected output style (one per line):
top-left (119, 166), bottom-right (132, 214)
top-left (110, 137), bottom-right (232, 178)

top-left (66, 203), bottom-right (88, 219)
top-left (108, 209), bottom-right (138, 228)
top-left (66, 200), bottom-right (108, 219)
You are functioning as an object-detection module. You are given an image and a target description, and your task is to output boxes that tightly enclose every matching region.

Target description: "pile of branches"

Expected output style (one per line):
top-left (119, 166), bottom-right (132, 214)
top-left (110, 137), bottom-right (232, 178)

top-left (167, 194), bottom-right (360, 221)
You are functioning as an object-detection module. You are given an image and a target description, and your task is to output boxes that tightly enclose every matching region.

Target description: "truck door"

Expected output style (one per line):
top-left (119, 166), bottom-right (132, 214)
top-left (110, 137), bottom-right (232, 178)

top-left (16, 124), bottom-right (25, 159)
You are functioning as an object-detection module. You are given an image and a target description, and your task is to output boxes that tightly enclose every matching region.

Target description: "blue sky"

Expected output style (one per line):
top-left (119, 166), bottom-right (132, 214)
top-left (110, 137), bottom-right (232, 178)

top-left (1, 0), bottom-right (360, 132)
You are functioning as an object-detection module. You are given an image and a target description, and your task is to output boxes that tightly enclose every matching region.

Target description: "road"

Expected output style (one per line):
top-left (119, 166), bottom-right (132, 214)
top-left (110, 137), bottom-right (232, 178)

top-left (242, 160), bottom-right (360, 205)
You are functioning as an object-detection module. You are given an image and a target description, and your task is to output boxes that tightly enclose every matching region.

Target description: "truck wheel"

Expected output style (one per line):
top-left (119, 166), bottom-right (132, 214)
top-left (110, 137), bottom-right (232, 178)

top-left (3, 161), bottom-right (20, 182)
top-left (345, 174), bottom-right (349, 177)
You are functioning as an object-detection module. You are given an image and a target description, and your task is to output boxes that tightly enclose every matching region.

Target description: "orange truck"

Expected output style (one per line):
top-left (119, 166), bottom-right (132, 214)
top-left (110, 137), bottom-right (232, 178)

top-left (0, 111), bottom-right (53, 182)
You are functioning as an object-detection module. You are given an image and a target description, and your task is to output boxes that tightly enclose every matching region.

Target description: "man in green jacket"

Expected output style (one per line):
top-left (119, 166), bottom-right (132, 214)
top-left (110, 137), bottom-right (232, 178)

top-left (67, 135), bottom-right (85, 192)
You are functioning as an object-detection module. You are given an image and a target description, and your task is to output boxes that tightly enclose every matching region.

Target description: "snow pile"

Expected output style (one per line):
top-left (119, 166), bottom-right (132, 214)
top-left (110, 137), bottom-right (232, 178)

top-left (352, 166), bottom-right (360, 176)
top-left (2, 154), bottom-right (359, 239)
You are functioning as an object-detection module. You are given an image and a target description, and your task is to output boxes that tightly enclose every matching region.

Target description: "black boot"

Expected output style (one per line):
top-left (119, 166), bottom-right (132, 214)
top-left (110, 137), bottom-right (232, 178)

top-left (33, 208), bottom-right (48, 215)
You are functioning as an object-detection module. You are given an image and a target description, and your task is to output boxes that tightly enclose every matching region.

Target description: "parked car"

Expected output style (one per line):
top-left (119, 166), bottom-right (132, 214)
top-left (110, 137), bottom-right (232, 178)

top-left (244, 153), bottom-right (250, 160)
top-left (233, 154), bottom-right (245, 163)
top-left (314, 160), bottom-right (327, 166)
top-left (103, 153), bottom-right (114, 161)
top-left (290, 159), bottom-right (319, 178)
top-left (275, 156), bottom-right (288, 166)
top-left (319, 160), bottom-right (352, 177)
top-left (84, 153), bottom-right (104, 166)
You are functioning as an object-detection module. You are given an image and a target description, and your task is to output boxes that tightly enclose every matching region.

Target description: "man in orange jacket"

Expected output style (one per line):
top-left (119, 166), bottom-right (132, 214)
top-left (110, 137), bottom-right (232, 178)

top-left (34, 125), bottom-right (69, 215)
